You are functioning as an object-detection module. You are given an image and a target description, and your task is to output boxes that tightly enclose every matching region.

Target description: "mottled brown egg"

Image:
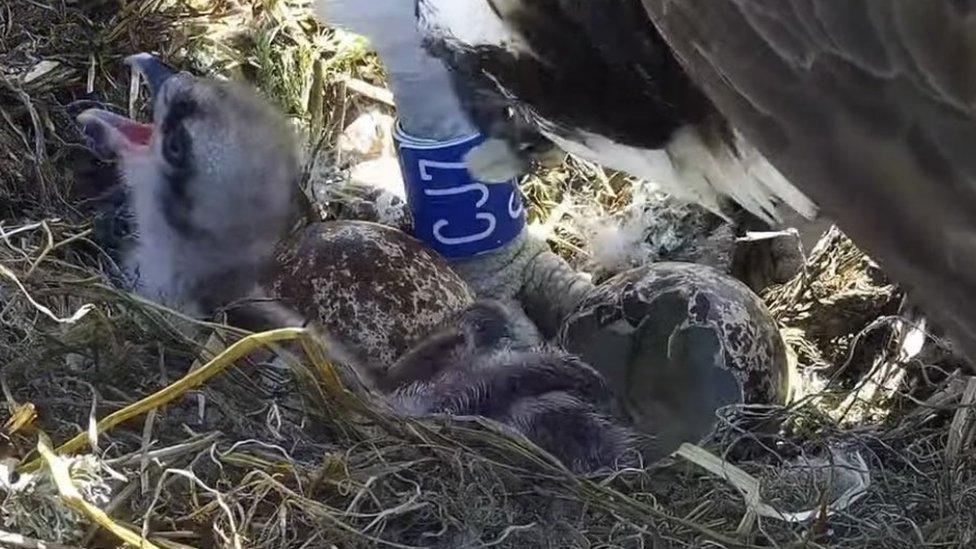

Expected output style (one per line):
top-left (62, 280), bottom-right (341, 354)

top-left (267, 221), bottom-right (474, 367)
top-left (557, 262), bottom-right (789, 460)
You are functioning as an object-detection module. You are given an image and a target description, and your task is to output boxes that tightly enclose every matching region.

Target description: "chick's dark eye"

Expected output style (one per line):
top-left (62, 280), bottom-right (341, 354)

top-left (162, 128), bottom-right (189, 168)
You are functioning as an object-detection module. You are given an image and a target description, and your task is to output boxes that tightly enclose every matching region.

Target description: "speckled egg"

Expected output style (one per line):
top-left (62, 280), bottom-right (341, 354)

top-left (557, 262), bottom-right (790, 459)
top-left (267, 221), bottom-right (475, 367)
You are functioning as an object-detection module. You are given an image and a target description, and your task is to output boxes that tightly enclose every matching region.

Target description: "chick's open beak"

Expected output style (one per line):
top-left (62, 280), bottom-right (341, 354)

top-left (77, 109), bottom-right (154, 161)
top-left (75, 53), bottom-right (178, 160)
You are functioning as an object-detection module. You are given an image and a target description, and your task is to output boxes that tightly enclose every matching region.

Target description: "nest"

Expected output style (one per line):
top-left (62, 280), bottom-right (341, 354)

top-left (2, 2), bottom-right (976, 548)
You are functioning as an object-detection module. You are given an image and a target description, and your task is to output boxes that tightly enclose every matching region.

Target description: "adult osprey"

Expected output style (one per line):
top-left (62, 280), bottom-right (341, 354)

top-left (415, 0), bottom-right (819, 224)
top-left (326, 0), bottom-right (976, 362)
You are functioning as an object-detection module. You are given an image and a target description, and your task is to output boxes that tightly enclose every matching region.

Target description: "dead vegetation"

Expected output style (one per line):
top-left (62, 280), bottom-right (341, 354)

top-left (2, 1), bottom-right (976, 547)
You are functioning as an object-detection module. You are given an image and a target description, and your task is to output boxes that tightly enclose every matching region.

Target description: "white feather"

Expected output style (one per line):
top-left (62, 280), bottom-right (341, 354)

top-left (544, 126), bottom-right (818, 223)
top-left (416, 0), bottom-right (528, 54)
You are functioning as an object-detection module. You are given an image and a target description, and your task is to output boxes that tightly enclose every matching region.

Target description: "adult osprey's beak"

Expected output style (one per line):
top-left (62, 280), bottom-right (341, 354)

top-left (75, 53), bottom-right (177, 160)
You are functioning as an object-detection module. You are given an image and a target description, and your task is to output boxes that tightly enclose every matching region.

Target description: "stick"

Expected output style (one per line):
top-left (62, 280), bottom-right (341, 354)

top-left (341, 76), bottom-right (394, 106)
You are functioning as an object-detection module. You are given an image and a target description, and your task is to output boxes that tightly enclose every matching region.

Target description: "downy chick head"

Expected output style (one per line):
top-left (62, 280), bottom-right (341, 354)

top-left (76, 54), bottom-right (300, 315)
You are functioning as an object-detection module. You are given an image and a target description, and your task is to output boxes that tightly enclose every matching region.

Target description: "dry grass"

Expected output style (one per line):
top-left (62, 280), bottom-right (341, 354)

top-left (2, 1), bottom-right (976, 548)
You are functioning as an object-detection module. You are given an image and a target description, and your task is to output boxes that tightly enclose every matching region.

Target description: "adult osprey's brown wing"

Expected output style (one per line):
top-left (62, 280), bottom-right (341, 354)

top-left (642, 0), bottom-right (976, 361)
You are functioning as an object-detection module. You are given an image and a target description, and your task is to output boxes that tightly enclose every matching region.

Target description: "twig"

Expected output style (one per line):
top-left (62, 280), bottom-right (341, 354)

top-left (106, 432), bottom-right (223, 468)
top-left (140, 408), bottom-right (157, 494)
top-left (341, 76), bottom-right (394, 106)
top-left (946, 376), bottom-right (976, 461)
top-left (0, 264), bottom-right (95, 324)
top-left (482, 522), bottom-right (538, 546)
top-left (37, 433), bottom-right (161, 549)
top-left (19, 327), bottom-right (326, 473)
top-left (26, 226), bottom-right (94, 278)
top-left (676, 443), bottom-right (870, 524)
top-left (0, 220), bottom-right (46, 242)
top-left (148, 468), bottom-right (242, 549)
top-left (0, 529), bottom-right (83, 549)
